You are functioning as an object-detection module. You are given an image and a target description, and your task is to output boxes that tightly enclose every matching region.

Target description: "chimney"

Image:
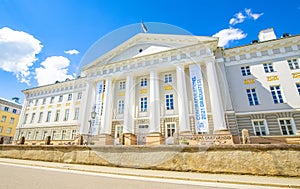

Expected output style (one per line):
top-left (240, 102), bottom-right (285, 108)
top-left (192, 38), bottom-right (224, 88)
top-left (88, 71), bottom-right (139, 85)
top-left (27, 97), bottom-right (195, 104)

top-left (258, 28), bottom-right (277, 42)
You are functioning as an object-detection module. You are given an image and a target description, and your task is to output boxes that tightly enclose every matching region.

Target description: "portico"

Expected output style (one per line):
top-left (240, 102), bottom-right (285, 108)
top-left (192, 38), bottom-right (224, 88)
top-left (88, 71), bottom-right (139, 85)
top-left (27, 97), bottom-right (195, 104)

top-left (81, 33), bottom-right (231, 145)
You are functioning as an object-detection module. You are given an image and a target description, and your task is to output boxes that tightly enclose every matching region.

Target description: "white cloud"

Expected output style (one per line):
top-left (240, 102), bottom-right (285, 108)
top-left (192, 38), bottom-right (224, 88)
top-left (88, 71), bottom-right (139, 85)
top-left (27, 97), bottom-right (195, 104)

top-left (229, 8), bottom-right (263, 26)
top-left (229, 12), bottom-right (246, 25)
top-left (213, 27), bottom-right (247, 47)
top-left (245, 8), bottom-right (264, 20)
top-left (0, 27), bottom-right (43, 85)
top-left (64, 49), bottom-right (79, 55)
top-left (34, 56), bottom-right (74, 86)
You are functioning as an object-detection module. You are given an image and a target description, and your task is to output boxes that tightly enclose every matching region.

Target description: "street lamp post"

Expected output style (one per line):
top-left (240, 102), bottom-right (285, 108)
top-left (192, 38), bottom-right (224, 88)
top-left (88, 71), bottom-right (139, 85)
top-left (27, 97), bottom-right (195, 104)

top-left (88, 105), bottom-right (96, 145)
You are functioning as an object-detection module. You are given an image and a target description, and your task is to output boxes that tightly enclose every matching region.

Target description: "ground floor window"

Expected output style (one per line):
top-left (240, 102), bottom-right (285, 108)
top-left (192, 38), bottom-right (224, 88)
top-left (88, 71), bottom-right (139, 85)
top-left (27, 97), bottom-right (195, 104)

top-left (115, 125), bottom-right (123, 138)
top-left (166, 123), bottom-right (176, 137)
top-left (61, 130), bottom-right (67, 140)
top-left (278, 118), bottom-right (295, 135)
top-left (252, 120), bottom-right (268, 136)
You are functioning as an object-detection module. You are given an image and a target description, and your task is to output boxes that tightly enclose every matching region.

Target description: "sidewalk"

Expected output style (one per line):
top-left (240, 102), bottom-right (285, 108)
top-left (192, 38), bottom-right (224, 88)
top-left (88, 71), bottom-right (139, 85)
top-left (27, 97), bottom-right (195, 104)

top-left (0, 158), bottom-right (299, 188)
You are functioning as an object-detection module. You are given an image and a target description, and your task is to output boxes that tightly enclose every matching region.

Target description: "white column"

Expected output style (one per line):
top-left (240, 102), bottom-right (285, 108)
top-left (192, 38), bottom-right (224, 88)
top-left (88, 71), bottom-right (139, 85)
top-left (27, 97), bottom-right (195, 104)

top-left (123, 75), bottom-right (135, 133)
top-left (79, 80), bottom-right (95, 134)
top-left (206, 60), bottom-right (227, 131)
top-left (176, 64), bottom-right (191, 133)
top-left (100, 78), bottom-right (114, 134)
top-left (149, 70), bottom-right (160, 133)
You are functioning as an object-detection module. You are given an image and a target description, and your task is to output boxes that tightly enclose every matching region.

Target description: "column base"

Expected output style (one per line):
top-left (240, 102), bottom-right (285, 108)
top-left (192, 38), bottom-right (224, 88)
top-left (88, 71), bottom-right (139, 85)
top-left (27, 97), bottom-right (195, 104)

top-left (146, 132), bottom-right (163, 145)
top-left (123, 133), bottom-right (136, 145)
top-left (213, 129), bottom-right (231, 135)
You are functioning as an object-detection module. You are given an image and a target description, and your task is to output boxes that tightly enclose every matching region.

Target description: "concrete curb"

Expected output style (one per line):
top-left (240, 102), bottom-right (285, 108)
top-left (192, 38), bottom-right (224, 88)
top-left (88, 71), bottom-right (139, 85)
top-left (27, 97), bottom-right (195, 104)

top-left (0, 158), bottom-right (299, 188)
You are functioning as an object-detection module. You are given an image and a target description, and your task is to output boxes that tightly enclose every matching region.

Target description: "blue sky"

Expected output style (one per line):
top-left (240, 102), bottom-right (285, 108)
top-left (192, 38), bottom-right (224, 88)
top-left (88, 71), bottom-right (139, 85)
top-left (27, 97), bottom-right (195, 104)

top-left (0, 0), bottom-right (299, 103)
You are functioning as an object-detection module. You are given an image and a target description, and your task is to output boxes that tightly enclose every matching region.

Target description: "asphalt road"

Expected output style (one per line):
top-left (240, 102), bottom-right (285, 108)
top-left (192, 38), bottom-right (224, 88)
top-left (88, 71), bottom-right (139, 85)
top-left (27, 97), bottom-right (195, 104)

top-left (0, 163), bottom-right (229, 189)
top-left (0, 163), bottom-right (291, 189)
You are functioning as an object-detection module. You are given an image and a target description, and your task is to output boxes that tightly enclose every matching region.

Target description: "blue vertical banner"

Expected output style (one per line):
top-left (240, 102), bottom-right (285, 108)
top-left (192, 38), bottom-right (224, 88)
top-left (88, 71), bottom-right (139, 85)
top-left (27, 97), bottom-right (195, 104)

top-left (92, 81), bottom-right (104, 135)
top-left (189, 64), bottom-right (209, 133)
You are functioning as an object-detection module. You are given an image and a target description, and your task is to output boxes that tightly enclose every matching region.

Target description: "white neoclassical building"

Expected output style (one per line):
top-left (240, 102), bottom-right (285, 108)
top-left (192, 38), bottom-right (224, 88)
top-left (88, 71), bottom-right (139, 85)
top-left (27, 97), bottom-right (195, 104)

top-left (14, 28), bottom-right (300, 145)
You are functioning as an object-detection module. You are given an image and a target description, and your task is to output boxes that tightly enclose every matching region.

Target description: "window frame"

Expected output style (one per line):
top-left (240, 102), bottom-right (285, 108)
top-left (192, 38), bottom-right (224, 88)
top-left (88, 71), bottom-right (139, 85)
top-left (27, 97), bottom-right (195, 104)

top-left (165, 94), bottom-right (174, 110)
top-left (287, 58), bottom-right (299, 70)
top-left (165, 122), bottom-right (176, 137)
top-left (140, 97), bottom-right (148, 112)
top-left (246, 88), bottom-right (259, 106)
top-left (119, 81), bottom-right (126, 90)
top-left (263, 63), bottom-right (275, 73)
top-left (241, 65), bottom-right (251, 76)
top-left (140, 78), bottom-right (147, 87)
top-left (278, 118), bottom-right (296, 136)
top-left (117, 100), bottom-right (124, 114)
top-left (164, 73), bottom-right (173, 83)
top-left (270, 85), bottom-right (284, 104)
top-left (252, 119), bottom-right (269, 136)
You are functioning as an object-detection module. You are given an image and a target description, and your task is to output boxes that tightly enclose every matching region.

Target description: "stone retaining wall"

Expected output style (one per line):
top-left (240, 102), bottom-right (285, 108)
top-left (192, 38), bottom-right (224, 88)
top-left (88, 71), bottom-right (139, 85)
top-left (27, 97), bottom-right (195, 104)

top-left (0, 144), bottom-right (299, 177)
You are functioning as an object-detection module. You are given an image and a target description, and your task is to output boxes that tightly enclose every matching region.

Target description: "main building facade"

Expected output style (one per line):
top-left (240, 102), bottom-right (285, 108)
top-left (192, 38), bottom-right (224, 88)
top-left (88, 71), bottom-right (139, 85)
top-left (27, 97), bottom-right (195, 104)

top-left (14, 28), bottom-right (300, 145)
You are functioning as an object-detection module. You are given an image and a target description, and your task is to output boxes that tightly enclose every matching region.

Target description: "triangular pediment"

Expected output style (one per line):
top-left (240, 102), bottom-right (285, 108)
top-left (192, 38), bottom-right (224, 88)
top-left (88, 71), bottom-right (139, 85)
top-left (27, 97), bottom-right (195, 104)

top-left (83, 33), bottom-right (217, 71)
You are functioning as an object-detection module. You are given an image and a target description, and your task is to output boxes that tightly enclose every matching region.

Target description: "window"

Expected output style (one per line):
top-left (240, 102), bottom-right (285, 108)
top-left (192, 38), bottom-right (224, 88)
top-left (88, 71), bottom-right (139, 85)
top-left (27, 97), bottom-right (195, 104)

top-left (67, 94), bottom-right (72, 101)
top-left (288, 59), bottom-right (299, 70)
top-left (119, 81), bottom-right (126, 90)
top-left (27, 132), bottom-right (31, 140)
top-left (38, 112), bottom-right (43, 123)
top-left (30, 113), bottom-right (36, 123)
top-left (165, 94), bottom-right (174, 110)
top-left (246, 88), bottom-right (259, 106)
top-left (241, 66), bottom-right (251, 76)
top-left (50, 96), bottom-right (55, 103)
top-left (42, 131), bottom-right (48, 140)
top-left (58, 95), bottom-right (63, 102)
top-left (270, 85), bottom-right (284, 104)
top-left (6, 127), bottom-right (12, 134)
top-left (1, 115), bottom-right (7, 122)
top-left (279, 119), bottom-right (295, 135)
top-left (164, 74), bottom-right (172, 83)
top-left (54, 110), bottom-right (60, 122)
top-left (77, 92), bottom-right (82, 100)
top-left (24, 114), bottom-right (28, 124)
top-left (10, 117), bottom-right (15, 124)
top-left (0, 126), bottom-right (3, 133)
top-left (115, 125), bottom-right (123, 138)
top-left (34, 131), bottom-right (39, 140)
top-left (296, 83), bottom-right (300, 95)
top-left (61, 130), bottom-right (66, 140)
top-left (140, 78), bottom-right (147, 87)
top-left (12, 109), bottom-right (17, 114)
top-left (50, 131), bottom-right (56, 140)
top-left (252, 120), bottom-right (268, 136)
top-left (64, 109), bottom-right (70, 121)
top-left (35, 99), bottom-right (39, 106)
top-left (117, 100), bottom-right (124, 114)
top-left (166, 123), bottom-right (176, 137)
top-left (46, 111), bottom-right (52, 122)
top-left (263, 63), bottom-right (275, 73)
top-left (71, 130), bottom-right (76, 140)
top-left (42, 98), bottom-right (46, 105)
top-left (140, 97), bottom-right (147, 112)
top-left (4, 107), bottom-right (9, 112)
top-left (74, 107), bottom-right (80, 120)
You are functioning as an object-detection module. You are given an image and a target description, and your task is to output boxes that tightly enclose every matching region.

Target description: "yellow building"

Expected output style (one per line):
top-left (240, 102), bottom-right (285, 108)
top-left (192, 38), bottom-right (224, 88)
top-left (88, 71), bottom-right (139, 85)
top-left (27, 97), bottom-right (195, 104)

top-left (0, 97), bottom-right (22, 144)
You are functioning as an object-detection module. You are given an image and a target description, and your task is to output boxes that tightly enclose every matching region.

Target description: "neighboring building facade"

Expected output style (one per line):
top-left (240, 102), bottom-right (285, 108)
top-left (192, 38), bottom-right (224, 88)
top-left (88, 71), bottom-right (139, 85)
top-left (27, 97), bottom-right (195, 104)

top-left (14, 77), bottom-right (87, 145)
top-left (0, 97), bottom-right (22, 144)
top-left (14, 28), bottom-right (300, 145)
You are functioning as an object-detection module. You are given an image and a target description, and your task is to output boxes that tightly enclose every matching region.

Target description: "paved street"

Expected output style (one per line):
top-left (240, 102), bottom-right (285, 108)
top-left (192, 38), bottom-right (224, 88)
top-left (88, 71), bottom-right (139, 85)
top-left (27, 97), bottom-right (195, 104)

top-left (0, 163), bottom-right (228, 189)
top-left (0, 158), bottom-right (299, 189)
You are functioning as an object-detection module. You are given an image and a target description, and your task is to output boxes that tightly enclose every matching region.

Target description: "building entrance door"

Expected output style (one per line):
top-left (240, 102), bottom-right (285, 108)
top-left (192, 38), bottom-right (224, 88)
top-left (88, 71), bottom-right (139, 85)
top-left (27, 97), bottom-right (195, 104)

top-left (137, 125), bottom-right (148, 145)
